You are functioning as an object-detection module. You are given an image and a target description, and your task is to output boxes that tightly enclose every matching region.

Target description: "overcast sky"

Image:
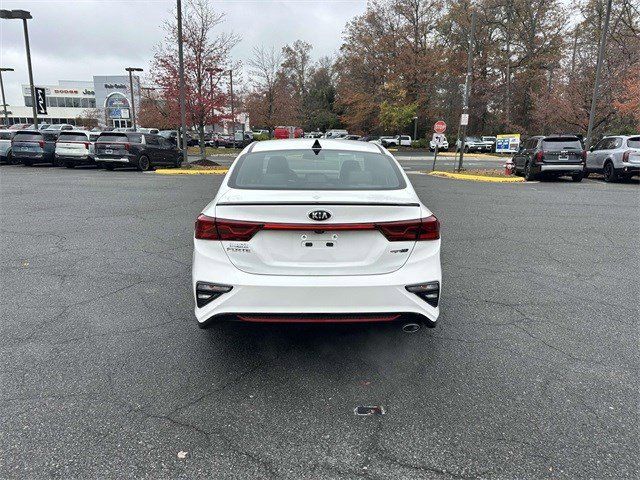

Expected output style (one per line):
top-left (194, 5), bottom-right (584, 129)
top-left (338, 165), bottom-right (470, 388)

top-left (0, 0), bottom-right (366, 105)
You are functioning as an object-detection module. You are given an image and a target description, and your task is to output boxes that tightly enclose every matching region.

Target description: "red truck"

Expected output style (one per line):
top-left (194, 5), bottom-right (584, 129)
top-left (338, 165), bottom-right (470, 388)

top-left (274, 126), bottom-right (304, 139)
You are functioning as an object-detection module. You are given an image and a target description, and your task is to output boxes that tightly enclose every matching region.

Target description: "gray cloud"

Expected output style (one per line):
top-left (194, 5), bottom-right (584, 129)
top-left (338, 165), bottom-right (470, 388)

top-left (0, 0), bottom-right (365, 104)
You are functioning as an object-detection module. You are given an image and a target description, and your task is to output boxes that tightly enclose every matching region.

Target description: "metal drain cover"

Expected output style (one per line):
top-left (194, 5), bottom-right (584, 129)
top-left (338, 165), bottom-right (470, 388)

top-left (354, 405), bottom-right (385, 416)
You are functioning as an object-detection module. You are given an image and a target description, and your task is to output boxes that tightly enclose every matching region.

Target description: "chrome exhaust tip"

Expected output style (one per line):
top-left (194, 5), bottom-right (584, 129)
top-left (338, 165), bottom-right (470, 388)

top-left (402, 322), bottom-right (421, 333)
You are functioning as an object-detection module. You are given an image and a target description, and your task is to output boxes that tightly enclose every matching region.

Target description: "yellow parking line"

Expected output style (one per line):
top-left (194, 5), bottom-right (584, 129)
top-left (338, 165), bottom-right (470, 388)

top-left (154, 169), bottom-right (229, 175)
top-left (428, 171), bottom-right (524, 183)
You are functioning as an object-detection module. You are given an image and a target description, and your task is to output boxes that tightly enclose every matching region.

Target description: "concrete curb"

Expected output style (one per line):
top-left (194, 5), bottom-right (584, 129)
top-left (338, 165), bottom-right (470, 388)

top-left (428, 171), bottom-right (524, 183)
top-left (154, 169), bottom-right (229, 175)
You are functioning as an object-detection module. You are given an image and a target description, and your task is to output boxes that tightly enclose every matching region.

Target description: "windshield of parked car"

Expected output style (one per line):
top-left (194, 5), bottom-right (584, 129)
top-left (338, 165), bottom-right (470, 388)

top-left (228, 149), bottom-right (406, 190)
top-left (543, 138), bottom-right (583, 151)
top-left (13, 132), bottom-right (43, 141)
top-left (58, 133), bottom-right (88, 142)
top-left (627, 137), bottom-right (640, 148)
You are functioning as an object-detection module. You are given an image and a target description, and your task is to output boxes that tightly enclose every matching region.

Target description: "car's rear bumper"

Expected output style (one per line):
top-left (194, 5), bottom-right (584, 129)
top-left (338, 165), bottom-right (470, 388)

top-left (540, 164), bottom-right (584, 172)
top-left (192, 239), bottom-right (441, 325)
top-left (56, 154), bottom-right (95, 164)
top-left (95, 156), bottom-right (134, 164)
top-left (620, 163), bottom-right (640, 174)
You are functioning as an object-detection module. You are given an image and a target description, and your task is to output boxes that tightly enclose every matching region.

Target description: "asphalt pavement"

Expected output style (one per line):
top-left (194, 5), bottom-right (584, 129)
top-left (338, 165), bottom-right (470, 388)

top-left (1, 165), bottom-right (638, 479)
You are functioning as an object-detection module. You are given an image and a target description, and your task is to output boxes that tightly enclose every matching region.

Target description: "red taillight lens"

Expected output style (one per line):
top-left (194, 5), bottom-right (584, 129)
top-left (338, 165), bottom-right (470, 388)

top-left (194, 215), bottom-right (440, 242)
top-left (581, 150), bottom-right (587, 162)
top-left (623, 150), bottom-right (630, 162)
top-left (195, 214), bottom-right (219, 240)
top-left (195, 215), bottom-right (263, 241)
top-left (535, 151), bottom-right (544, 163)
top-left (124, 142), bottom-right (131, 151)
top-left (39, 140), bottom-right (45, 148)
top-left (376, 216), bottom-right (439, 241)
top-left (215, 219), bottom-right (264, 241)
top-left (84, 142), bottom-right (90, 149)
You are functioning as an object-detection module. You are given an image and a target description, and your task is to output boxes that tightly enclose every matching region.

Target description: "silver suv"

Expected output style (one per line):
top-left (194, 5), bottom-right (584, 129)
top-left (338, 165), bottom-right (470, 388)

top-left (585, 135), bottom-right (640, 182)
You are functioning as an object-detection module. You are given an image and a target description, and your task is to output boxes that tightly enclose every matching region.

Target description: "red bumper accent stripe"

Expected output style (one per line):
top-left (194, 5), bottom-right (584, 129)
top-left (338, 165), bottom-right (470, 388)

top-left (236, 314), bottom-right (401, 324)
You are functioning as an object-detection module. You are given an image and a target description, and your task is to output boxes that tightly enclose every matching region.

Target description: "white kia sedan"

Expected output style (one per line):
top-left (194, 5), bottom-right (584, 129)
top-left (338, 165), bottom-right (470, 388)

top-left (192, 139), bottom-right (441, 329)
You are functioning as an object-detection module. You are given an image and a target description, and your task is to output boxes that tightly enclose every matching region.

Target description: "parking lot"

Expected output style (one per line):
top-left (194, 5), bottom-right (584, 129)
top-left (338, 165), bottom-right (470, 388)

top-left (1, 165), bottom-right (638, 479)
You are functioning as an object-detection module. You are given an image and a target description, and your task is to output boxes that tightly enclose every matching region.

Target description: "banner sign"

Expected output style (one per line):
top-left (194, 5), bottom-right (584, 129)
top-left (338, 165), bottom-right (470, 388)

top-left (496, 134), bottom-right (521, 153)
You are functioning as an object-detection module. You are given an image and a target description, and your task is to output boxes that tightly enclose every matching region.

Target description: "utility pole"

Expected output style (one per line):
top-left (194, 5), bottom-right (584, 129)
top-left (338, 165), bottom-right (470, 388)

top-left (229, 70), bottom-right (235, 148)
top-left (0, 67), bottom-right (14, 126)
top-left (125, 67), bottom-right (143, 130)
top-left (177, 0), bottom-right (188, 163)
top-left (457, 10), bottom-right (476, 172)
top-left (413, 116), bottom-right (418, 141)
top-left (505, 0), bottom-right (512, 125)
top-left (585, 0), bottom-right (612, 150)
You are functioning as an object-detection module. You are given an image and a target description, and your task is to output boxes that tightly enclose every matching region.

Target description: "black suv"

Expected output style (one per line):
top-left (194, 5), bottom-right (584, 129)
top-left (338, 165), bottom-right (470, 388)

top-left (513, 135), bottom-right (586, 182)
top-left (95, 132), bottom-right (181, 171)
top-left (11, 130), bottom-right (59, 166)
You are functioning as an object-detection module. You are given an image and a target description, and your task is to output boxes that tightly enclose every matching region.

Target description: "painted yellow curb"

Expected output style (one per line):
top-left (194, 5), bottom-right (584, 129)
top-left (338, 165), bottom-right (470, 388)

top-left (154, 168), bottom-right (229, 175)
top-left (428, 171), bottom-right (524, 183)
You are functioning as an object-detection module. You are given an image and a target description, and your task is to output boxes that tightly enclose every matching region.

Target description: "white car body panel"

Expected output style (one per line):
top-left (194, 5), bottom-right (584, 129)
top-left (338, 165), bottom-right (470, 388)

top-left (192, 139), bottom-right (441, 326)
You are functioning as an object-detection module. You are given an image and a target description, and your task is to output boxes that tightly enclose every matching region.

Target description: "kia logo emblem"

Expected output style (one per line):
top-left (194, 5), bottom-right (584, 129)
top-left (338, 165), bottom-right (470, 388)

top-left (308, 210), bottom-right (331, 221)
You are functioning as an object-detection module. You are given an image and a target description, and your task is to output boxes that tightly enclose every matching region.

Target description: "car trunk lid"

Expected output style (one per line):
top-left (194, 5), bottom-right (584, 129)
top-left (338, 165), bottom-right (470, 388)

top-left (211, 189), bottom-right (423, 276)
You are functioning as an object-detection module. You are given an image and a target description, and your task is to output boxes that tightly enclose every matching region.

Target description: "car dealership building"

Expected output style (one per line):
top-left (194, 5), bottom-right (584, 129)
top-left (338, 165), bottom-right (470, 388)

top-left (4, 75), bottom-right (141, 128)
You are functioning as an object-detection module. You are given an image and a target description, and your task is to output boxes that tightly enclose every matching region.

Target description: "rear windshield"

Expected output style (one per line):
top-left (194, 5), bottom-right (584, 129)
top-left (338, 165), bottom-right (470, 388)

top-left (543, 138), bottom-right (582, 151)
top-left (0, 132), bottom-right (11, 140)
top-left (228, 149), bottom-right (406, 190)
top-left (97, 133), bottom-right (140, 143)
top-left (627, 137), bottom-right (640, 148)
top-left (13, 132), bottom-right (43, 141)
top-left (58, 133), bottom-right (88, 142)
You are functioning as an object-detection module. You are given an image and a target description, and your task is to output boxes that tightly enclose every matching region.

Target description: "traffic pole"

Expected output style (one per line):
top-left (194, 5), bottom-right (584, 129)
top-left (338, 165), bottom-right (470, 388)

top-left (432, 145), bottom-right (438, 171)
top-left (457, 10), bottom-right (476, 172)
top-left (177, 0), bottom-right (187, 164)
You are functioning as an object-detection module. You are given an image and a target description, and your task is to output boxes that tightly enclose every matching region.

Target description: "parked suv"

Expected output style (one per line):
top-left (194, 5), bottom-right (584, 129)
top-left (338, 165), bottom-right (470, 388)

top-left (585, 135), bottom-right (640, 182)
top-left (95, 132), bottom-right (181, 171)
top-left (456, 136), bottom-right (492, 153)
top-left (55, 130), bottom-right (100, 168)
top-left (512, 135), bottom-right (585, 182)
top-left (11, 130), bottom-right (59, 166)
top-left (0, 130), bottom-right (18, 164)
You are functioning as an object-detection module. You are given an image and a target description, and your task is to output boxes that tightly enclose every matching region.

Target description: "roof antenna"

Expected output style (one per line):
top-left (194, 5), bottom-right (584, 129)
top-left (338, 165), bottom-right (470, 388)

top-left (312, 139), bottom-right (322, 155)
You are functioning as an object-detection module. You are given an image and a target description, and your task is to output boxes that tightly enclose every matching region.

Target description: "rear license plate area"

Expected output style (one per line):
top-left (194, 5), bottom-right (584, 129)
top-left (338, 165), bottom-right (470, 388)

top-left (300, 233), bottom-right (338, 248)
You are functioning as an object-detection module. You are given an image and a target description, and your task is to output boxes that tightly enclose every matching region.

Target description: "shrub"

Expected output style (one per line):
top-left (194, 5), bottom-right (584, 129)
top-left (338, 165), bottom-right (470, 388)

top-left (411, 138), bottom-right (428, 148)
top-left (253, 133), bottom-right (271, 141)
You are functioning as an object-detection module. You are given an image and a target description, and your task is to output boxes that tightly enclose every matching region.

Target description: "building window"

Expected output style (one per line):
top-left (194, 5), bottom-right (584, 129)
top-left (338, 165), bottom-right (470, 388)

top-left (89, 99), bottom-right (96, 108)
top-left (65, 98), bottom-right (73, 108)
top-left (72, 98), bottom-right (80, 108)
top-left (81, 98), bottom-right (89, 108)
top-left (25, 96), bottom-right (33, 107)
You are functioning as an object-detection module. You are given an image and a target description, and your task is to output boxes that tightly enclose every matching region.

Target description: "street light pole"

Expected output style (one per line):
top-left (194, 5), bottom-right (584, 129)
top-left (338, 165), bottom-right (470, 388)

top-left (457, 10), bottom-right (476, 173)
top-left (177, 0), bottom-right (187, 163)
top-left (585, 0), bottom-right (612, 150)
top-left (125, 67), bottom-right (143, 130)
top-left (229, 70), bottom-right (235, 148)
top-left (0, 67), bottom-right (14, 126)
top-left (2, 10), bottom-right (37, 127)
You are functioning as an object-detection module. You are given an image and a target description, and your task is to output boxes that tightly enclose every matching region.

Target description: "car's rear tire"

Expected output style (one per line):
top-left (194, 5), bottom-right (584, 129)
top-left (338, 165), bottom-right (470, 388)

top-left (104, 163), bottom-right (114, 171)
top-left (571, 173), bottom-right (583, 182)
top-left (603, 161), bottom-right (617, 182)
top-left (137, 155), bottom-right (150, 172)
top-left (524, 162), bottom-right (536, 181)
top-left (9, 152), bottom-right (20, 165)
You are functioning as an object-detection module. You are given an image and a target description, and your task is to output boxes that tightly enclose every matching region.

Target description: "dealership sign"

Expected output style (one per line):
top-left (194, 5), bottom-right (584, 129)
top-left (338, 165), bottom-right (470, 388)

top-left (35, 87), bottom-right (47, 115)
top-left (496, 134), bottom-right (521, 153)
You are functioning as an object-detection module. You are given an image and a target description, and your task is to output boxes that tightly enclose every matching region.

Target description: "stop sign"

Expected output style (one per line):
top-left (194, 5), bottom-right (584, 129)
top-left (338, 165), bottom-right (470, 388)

top-left (434, 121), bottom-right (447, 134)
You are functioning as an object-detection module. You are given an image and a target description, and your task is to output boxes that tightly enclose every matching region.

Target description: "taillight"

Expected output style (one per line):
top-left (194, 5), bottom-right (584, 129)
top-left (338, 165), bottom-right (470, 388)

top-left (195, 215), bottom-right (440, 242)
top-left (535, 151), bottom-right (544, 163)
top-left (581, 150), bottom-right (587, 162)
top-left (84, 142), bottom-right (90, 149)
top-left (623, 150), bottom-right (630, 162)
top-left (39, 140), bottom-right (45, 148)
top-left (124, 142), bottom-right (131, 151)
top-left (376, 216), bottom-right (440, 241)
